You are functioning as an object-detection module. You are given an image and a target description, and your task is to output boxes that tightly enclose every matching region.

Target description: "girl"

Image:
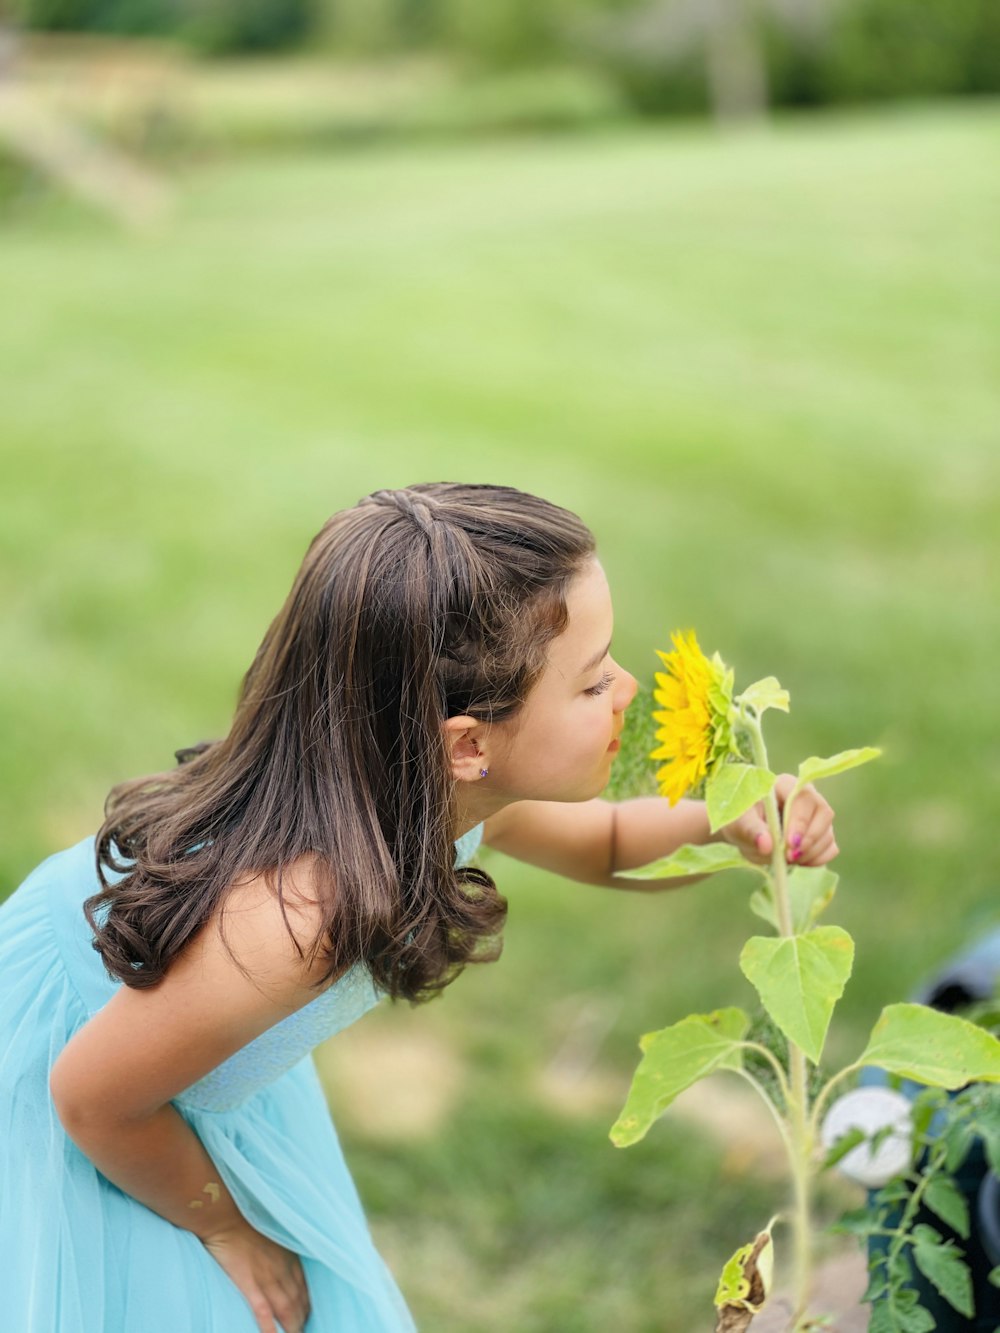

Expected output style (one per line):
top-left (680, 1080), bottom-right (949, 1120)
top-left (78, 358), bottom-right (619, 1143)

top-left (0, 483), bottom-right (836, 1333)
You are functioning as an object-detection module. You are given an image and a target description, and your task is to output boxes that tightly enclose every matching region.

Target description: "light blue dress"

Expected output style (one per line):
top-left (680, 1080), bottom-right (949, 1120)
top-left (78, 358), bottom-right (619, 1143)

top-left (0, 825), bottom-right (484, 1331)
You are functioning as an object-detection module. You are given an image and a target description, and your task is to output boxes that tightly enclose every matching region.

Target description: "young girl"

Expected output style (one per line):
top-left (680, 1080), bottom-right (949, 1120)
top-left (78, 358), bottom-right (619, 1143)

top-left (0, 483), bottom-right (836, 1333)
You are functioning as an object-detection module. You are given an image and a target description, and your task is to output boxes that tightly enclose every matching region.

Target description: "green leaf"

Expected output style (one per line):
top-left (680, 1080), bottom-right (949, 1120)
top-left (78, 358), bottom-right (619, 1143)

top-left (614, 841), bottom-right (757, 881)
top-left (822, 1126), bottom-right (866, 1170)
top-left (748, 881), bottom-right (778, 929)
top-left (737, 676), bottom-right (790, 716)
top-left (831, 1205), bottom-right (884, 1239)
top-left (868, 1278), bottom-right (936, 1333)
top-left (794, 746), bottom-right (882, 790)
top-left (859, 1004), bottom-right (1000, 1088)
top-left (705, 762), bottom-right (776, 834)
top-left (739, 927), bottom-right (855, 1064)
top-left (788, 865), bottom-right (839, 932)
top-left (924, 1175), bottom-right (970, 1239)
top-left (610, 1008), bottom-right (748, 1148)
top-left (988, 1265), bottom-right (1000, 1289)
top-left (748, 866), bottom-right (838, 935)
top-left (912, 1227), bottom-right (973, 1317)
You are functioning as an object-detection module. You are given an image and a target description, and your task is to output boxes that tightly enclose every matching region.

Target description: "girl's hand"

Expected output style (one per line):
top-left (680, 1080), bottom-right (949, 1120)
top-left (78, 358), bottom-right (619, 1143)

top-left (720, 774), bottom-right (838, 868)
top-left (202, 1219), bottom-right (311, 1333)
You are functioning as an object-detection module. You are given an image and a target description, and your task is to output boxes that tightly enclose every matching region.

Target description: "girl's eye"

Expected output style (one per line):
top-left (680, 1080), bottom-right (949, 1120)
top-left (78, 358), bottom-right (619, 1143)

top-left (585, 670), bottom-right (616, 697)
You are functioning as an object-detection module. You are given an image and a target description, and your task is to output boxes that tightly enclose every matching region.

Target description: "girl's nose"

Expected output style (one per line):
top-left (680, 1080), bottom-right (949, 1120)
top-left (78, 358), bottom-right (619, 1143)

top-left (615, 668), bottom-right (639, 713)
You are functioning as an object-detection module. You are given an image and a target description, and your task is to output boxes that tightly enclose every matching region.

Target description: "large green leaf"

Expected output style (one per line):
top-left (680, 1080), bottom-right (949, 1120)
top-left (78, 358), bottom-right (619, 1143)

top-left (614, 841), bottom-right (756, 881)
top-left (737, 676), bottom-right (790, 716)
top-left (610, 1008), bottom-right (748, 1147)
top-left (748, 865), bottom-right (839, 934)
top-left (740, 927), bottom-right (855, 1063)
top-left (794, 747), bottom-right (882, 790)
top-left (858, 1004), bottom-right (1000, 1088)
top-left (705, 763), bottom-right (776, 834)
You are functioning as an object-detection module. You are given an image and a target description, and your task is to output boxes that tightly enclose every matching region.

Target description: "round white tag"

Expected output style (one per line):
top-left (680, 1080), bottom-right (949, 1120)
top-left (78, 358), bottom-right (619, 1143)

top-left (820, 1087), bottom-right (914, 1188)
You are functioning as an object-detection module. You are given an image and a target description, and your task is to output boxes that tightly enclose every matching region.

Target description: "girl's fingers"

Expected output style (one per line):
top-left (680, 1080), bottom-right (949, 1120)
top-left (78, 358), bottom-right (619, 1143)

top-left (249, 1292), bottom-right (278, 1333)
top-left (797, 831), bottom-right (839, 866)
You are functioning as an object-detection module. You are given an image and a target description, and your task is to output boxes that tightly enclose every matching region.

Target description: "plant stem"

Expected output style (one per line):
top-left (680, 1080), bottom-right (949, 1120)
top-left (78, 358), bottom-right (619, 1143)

top-left (884, 1143), bottom-right (947, 1277)
top-left (745, 713), bottom-right (813, 1329)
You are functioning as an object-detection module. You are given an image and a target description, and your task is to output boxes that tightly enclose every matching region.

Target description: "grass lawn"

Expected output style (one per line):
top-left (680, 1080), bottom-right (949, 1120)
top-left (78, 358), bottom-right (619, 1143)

top-left (2, 100), bottom-right (999, 1329)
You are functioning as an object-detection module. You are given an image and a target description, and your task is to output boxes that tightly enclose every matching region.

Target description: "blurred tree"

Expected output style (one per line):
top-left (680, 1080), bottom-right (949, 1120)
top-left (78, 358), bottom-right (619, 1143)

top-left (582, 0), bottom-right (830, 123)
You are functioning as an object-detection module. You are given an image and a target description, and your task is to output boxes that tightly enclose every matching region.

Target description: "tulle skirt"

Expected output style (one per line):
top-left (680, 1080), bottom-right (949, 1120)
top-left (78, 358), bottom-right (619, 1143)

top-left (0, 847), bottom-right (416, 1332)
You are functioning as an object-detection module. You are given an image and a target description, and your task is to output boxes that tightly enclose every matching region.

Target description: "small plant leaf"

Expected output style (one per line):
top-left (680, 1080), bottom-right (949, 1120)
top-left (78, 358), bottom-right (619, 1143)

top-left (740, 927), bottom-right (855, 1064)
top-left (868, 1284), bottom-right (936, 1333)
top-left (747, 866), bottom-right (838, 934)
top-left (830, 1205), bottom-right (883, 1239)
top-left (794, 746), bottom-right (882, 789)
top-left (859, 1004), bottom-right (1000, 1088)
top-left (748, 881), bottom-right (778, 929)
top-left (737, 676), bottom-right (790, 716)
top-left (822, 1126), bottom-right (866, 1170)
top-left (788, 865), bottom-right (839, 932)
top-left (610, 1008), bottom-right (748, 1148)
top-left (988, 1265), bottom-right (1000, 1289)
top-left (924, 1175), bottom-right (970, 1239)
top-left (911, 1226), bottom-right (973, 1317)
top-left (714, 1222), bottom-right (775, 1332)
top-left (614, 842), bottom-right (757, 881)
top-left (705, 763), bottom-right (777, 834)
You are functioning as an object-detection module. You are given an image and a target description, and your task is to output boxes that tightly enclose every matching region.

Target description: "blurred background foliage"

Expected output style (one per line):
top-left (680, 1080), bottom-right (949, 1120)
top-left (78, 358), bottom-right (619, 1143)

top-left (13, 0), bottom-right (1000, 121)
top-left (2, 0), bottom-right (999, 1327)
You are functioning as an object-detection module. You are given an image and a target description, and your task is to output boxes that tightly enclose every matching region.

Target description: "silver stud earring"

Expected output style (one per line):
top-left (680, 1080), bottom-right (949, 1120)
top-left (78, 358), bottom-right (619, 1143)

top-left (479, 768), bottom-right (489, 779)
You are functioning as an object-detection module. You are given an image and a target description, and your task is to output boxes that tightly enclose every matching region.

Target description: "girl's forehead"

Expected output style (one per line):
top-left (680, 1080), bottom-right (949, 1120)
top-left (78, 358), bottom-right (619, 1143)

top-left (551, 560), bottom-right (613, 664)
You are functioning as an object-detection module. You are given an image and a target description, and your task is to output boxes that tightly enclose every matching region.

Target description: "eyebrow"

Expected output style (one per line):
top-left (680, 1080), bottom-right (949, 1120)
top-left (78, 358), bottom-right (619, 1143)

top-left (580, 640), bottom-right (612, 676)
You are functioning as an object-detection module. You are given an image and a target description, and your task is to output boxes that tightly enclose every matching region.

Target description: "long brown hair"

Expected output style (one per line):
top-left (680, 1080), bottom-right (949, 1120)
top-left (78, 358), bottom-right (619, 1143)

top-left (87, 483), bottom-right (595, 1002)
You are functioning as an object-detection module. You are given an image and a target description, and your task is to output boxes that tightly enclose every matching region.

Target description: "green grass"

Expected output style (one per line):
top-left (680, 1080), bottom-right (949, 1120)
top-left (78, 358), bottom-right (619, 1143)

top-left (2, 102), bottom-right (999, 1328)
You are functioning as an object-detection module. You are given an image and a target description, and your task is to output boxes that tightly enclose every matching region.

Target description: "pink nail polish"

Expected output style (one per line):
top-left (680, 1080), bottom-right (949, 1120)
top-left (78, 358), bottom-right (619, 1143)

top-left (791, 833), bottom-right (803, 851)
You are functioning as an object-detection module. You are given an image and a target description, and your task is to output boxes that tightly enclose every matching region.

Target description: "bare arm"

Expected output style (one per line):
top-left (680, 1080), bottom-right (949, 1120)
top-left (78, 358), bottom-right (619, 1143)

top-left (49, 862), bottom-right (329, 1332)
top-left (482, 796), bottom-right (714, 889)
top-left (482, 783), bottom-right (837, 888)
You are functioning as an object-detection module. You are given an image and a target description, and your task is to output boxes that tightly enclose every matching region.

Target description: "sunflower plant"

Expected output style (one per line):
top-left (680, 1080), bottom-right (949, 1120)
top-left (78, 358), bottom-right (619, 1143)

top-left (609, 632), bottom-right (1000, 1333)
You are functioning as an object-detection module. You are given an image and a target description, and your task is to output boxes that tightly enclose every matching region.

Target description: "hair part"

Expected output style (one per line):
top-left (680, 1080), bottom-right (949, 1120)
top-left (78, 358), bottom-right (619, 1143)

top-left (87, 483), bottom-right (596, 1003)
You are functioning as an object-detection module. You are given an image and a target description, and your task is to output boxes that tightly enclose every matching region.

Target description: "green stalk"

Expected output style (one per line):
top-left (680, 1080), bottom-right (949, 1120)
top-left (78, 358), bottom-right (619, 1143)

top-left (744, 712), bottom-right (814, 1331)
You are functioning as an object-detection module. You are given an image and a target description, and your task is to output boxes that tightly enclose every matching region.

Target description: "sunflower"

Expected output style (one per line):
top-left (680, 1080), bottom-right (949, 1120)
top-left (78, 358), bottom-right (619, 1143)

top-left (651, 630), bottom-right (735, 804)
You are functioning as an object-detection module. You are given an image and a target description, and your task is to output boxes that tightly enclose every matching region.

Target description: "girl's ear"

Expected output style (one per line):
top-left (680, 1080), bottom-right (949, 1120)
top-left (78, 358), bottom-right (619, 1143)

top-left (442, 715), bottom-right (489, 783)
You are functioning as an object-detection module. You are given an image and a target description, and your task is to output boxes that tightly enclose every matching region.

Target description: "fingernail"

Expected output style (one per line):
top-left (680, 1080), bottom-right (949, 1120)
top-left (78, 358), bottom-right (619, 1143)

top-left (789, 847), bottom-right (800, 862)
top-left (791, 833), bottom-right (803, 851)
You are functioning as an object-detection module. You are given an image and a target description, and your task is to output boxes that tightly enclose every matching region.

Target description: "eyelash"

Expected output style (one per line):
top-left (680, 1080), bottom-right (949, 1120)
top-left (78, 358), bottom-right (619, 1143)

top-left (585, 670), bottom-right (616, 697)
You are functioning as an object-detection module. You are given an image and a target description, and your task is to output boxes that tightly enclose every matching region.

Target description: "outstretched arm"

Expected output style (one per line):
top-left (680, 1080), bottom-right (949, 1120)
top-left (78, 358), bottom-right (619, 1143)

top-left (482, 778), bottom-right (837, 889)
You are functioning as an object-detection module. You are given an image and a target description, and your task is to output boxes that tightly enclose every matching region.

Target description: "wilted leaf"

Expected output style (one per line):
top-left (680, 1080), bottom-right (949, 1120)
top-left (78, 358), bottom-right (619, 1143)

top-left (859, 1004), bottom-right (1000, 1088)
top-left (706, 763), bottom-right (776, 834)
top-left (714, 1224), bottom-right (775, 1332)
top-left (740, 927), bottom-right (855, 1064)
top-left (614, 841), bottom-right (757, 881)
top-left (611, 1009), bottom-right (748, 1147)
